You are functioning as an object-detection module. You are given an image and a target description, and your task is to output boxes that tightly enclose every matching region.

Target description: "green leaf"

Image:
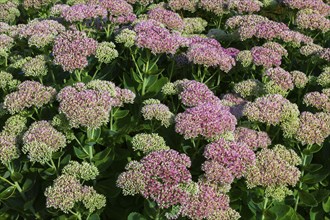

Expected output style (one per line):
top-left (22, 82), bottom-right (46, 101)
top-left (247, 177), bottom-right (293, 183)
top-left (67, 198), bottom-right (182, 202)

top-left (303, 145), bottom-right (323, 155)
top-left (22, 178), bottom-right (34, 192)
top-left (87, 213), bottom-right (100, 220)
top-left (113, 110), bottom-right (130, 119)
top-left (311, 189), bottom-right (330, 203)
top-left (323, 197), bottom-right (330, 213)
top-left (127, 212), bottom-right (147, 220)
top-left (73, 147), bottom-right (88, 159)
top-left (301, 170), bottom-right (329, 184)
top-left (10, 172), bottom-right (23, 182)
top-left (87, 128), bottom-right (101, 142)
top-left (93, 147), bottom-right (111, 162)
top-left (0, 186), bottom-right (16, 200)
top-left (304, 164), bottom-right (323, 173)
top-left (309, 145), bottom-right (323, 153)
top-left (269, 204), bottom-right (291, 218)
top-left (298, 190), bottom-right (318, 207)
top-left (52, 151), bottom-right (65, 159)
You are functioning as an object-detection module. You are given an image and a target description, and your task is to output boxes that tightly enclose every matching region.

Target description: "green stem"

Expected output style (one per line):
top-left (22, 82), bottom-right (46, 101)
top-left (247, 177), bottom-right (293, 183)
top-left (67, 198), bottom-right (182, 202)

top-left (261, 197), bottom-right (269, 220)
top-left (294, 149), bottom-right (308, 211)
top-left (88, 145), bottom-right (93, 162)
top-left (14, 181), bottom-right (26, 201)
top-left (0, 176), bottom-right (15, 186)
top-left (69, 210), bottom-right (82, 220)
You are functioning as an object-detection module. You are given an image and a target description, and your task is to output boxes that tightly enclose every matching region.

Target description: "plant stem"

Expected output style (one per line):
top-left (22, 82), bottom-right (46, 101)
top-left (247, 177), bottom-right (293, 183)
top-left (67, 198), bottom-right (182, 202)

top-left (261, 197), bottom-right (269, 220)
top-left (294, 149), bottom-right (308, 211)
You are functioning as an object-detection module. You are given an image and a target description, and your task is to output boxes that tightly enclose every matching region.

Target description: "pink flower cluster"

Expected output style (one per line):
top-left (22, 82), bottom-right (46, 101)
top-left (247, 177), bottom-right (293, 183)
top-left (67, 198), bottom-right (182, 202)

top-left (282, 0), bottom-right (330, 15)
top-left (226, 15), bottom-right (313, 44)
top-left (57, 83), bottom-right (113, 128)
top-left (134, 19), bottom-right (182, 54)
top-left (304, 91), bottom-right (330, 112)
top-left (100, 0), bottom-right (136, 24)
top-left (295, 112), bottom-right (330, 145)
top-left (246, 145), bottom-right (301, 188)
top-left (117, 150), bottom-right (192, 208)
top-left (175, 103), bottom-right (237, 140)
top-left (251, 46), bottom-right (282, 68)
top-left (4, 81), bottom-right (56, 114)
top-left (186, 37), bottom-right (236, 72)
top-left (53, 30), bottom-right (98, 72)
top-left (264, 67), bottom-right (294, 91)
top-left (148, 7), bottom-right (184, 30)
top-left (203, 138), bottom-right (256, 181)
top-left (234, 127), bottom-right (271, 150)
top-left (180, 182), bottom-right (230, 220)
top-left (178, 80), bottom-right (219, 107)
top-left (19, 19), bottom-right (65, 48)
top-left (61, 4), bottom-right (107, 22)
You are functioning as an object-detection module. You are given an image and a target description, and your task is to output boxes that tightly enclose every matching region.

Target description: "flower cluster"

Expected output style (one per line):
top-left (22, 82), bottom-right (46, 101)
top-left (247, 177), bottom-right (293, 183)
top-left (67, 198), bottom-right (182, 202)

top-left (4, 81), bottom-right (56, 114)
top-left (45, 174), bottom-right (106, 213)
top-left (115, 28), bottom-right (136, 47)
top-left (245, 145), bottom-right (301, 200)
top-left (317, 67), bottom-right (330, 88)
top-left (168, 0), bottom-right (197, 12)
top-left (0, 71), bottom-right (20, 93)
top-left (175, 103), bottom-right (237, 140)
top-left (296, 9), bottom-right (330, 32)
top-left (0, 1), bottom-right (20, 23)
top-left (19, 19), bottom-right (65, 48)
top-left (57, 82), bottom-right (113, 128)
top-left (282, 0), bottom-right (330, 15)
top-left (53, 30), bottom-right (98, 72)
top-left (117, 150), bottom-right (192, 208)
top-left (95, 42), bottom-right (119, 64)
top-left (22, 55), bottom-right (48, 78)
top-left (182, 17), bottom-right (207, 34)
top-left (234, 127), bottom-right (271, 150)
top-left (291, 70), bottom-right (309, 88)
top-left (22, 121), bottom-right (66, 164)
top-left (233, 79), bottom-right (264, 99)
top-left (203, 138), bottom-right (256, 181)
top-left (180, 182), bottom-right (230, 220)
top-left (134, 19), bottom-right (182, 54)
top-left (304, 91), bottom-right (330, 112)
top-left (61, 4), bottom-right (107, 22)
top-left (295, 111), bottom-right (330, 145)
top-left (131, 133), bottom-right (169, 154)
top-left (141, 99), bottom-right (174, 127)
top-left (186, 37), bottom-right (236, 72)
top-left (177, 80), bottom-right (219, 107)
top-left (243, 94), bottom-right (299, 126)
top-left (62, 161), bottom-right (99, 181)
top-left (264, 67), bottom-right (294, 92)
top-left (226, 15), bottom-right (312, 44)
top-left (148, 7), bottom-right (184, 30)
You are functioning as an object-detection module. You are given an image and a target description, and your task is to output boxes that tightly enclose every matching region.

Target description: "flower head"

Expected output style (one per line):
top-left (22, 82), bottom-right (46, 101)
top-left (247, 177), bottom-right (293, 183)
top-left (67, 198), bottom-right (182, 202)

top-left (4, 81), bottom-right (56, 114)
top-left (141, 99), bottom-right (174, 127)
top-left (175, 103), bottom-right (237, 140)
top-left (295, 111), bottom-right (330, 145)
top-left (95, 42), bottom-right (119, 64)
top-left (234, 127), bottom-right (271, 150)
top-left (62, 161), bottom-right (99, 181)
top-left (53, 30), bottom-right (98, 72)
top-left (245, 145), bottom-right (301, 188)
top-left (204, 138), bottom-right (256, 178)
top-left (131, 133), bottom-right (169, 154)
top-left (22, 121), bottom-right (66, 164)
top-left (57, 83), bottom-right (114, 128)
top-left (134, 19), bottom-right (182, 54)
